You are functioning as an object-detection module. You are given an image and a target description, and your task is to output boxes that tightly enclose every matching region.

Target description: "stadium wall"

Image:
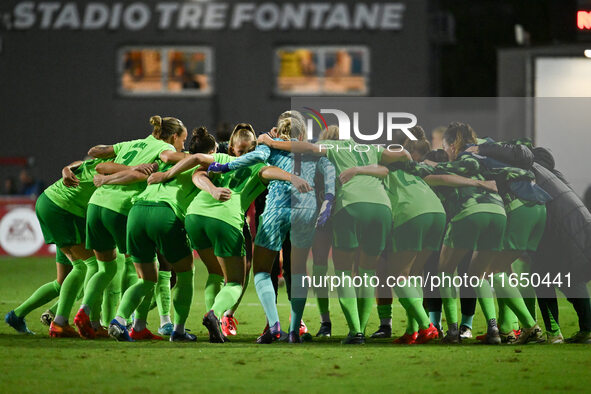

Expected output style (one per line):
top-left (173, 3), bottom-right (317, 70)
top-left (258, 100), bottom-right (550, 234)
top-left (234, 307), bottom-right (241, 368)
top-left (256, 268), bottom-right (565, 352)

top-left (0, 0), bottom-right (432, 184)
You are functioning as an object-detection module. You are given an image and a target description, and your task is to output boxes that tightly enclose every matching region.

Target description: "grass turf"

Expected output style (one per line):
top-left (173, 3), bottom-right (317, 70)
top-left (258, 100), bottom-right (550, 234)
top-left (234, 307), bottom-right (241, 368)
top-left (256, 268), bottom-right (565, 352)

top-left (1, 257), bottom-right (590, 393)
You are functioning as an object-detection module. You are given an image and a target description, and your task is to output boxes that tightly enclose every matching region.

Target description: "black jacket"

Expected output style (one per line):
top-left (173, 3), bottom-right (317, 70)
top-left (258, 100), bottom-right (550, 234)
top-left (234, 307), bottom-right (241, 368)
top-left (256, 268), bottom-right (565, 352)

top-left (531, 162), bottom-right (591, 282)
top-left (479, 142), bottom-right (591, 282)
top-left (478, 142), bottom-right (534, 169)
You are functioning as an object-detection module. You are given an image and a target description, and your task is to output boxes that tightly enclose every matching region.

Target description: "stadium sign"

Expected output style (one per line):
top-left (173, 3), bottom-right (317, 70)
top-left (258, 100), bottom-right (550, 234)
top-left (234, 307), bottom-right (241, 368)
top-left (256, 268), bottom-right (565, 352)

top-left (0, 207), bottom-right (45, 257)
top-left (6, 2), bottom-right (405, 31)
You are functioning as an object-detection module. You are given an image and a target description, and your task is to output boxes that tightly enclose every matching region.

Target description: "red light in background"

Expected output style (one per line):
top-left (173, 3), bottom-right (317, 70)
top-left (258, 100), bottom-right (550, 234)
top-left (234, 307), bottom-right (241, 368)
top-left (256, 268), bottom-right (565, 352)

top-left (578, 11), bottom-right (591, 30)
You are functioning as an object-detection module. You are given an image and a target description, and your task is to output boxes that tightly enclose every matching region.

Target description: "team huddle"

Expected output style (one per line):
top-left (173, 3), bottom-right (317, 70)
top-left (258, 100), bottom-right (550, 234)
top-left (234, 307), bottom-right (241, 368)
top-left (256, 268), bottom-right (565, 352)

top-left (5, 111), bottom-right (591, 345)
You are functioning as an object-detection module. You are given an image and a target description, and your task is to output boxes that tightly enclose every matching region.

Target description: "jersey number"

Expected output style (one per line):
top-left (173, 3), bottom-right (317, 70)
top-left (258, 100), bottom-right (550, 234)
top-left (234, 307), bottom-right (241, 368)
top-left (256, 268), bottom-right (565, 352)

top-left (228, 168), bottom-right (253, 192)
top-left (121, 150), bottom-right (140, 165)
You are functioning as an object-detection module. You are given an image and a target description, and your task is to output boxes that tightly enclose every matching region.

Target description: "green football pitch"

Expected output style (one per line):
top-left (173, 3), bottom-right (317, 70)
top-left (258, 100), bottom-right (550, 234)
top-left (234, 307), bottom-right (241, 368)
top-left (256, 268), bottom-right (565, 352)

top-left (1, 257), bottom-right (590, 393)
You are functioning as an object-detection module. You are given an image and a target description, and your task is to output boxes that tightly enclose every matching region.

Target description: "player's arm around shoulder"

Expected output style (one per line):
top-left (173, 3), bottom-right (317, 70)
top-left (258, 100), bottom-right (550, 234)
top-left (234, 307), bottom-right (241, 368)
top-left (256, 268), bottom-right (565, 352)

top-left (259, 165), bottom-right (312, 193)
top-left (87, 145), bottom-right (115, 159)
top-left (149, 153), bottom-right (214, 185)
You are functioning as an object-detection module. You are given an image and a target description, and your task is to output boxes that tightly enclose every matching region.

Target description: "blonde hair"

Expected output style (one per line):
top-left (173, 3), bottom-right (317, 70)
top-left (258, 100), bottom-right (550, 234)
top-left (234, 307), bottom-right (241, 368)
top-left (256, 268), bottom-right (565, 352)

top-left (149, 115), bottom-right (186, 141)
top-left (319, 125), bottom-right (339, 141)
top-left (278, 110), bottom-right (306, 126)
top-left (228, 123), bottom-right (257, 156)
top-left (276, 117), bottom-right (306, 141)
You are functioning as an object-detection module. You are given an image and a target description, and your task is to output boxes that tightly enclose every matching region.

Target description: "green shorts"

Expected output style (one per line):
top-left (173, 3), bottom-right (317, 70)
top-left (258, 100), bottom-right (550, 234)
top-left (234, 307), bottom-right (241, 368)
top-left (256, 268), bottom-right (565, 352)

top-left (504, 204), bottom-right (546, 251)
top-left (185, 214), bottom-right (245, 257)
top-left (56, 248), bottom-right (71, 266)
top-left (332, 202), bottom-right (392, 256)
top-left (127, 201), bottom-right (192, 264)
top-left (35, 192), bottom-right (86, 248)
top-left (444, 212), bottom-right (506, 251)
top-left (86, 203), bottom-right (128, 253)
top-left (392, 213), bottom-right (446, 253)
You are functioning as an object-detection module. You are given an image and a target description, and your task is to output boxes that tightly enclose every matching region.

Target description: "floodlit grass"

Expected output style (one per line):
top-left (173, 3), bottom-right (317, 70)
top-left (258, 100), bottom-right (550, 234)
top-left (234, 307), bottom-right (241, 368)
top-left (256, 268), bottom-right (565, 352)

top-left (1, 257), bottom-right (590, 392)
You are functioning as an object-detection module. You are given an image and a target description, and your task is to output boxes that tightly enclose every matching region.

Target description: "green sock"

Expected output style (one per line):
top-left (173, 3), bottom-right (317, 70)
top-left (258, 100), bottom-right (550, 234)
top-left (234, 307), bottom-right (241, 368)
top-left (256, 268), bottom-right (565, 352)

top-left (377, 303), bottom-right (392, 320)
top-left (48, 300), bottom-right (59, 315)
top-left (230, 268), bottom-right (249, 313)
top-left (497, 298), bottom-right (517, 333)
top-left (55, 259), bottom-right (87, 321)
top-left (474, 278), bottom-right (497, 321)
top-left (402, 304), bottom-right (419, 334)
top-left (317, 297), bottom-right (330, 318)
top-left (335, 270), bottom-right (361, 334)
top-left (212, 282), bottom-right (242, 319)
top-left (82, 258), bottom-right (118, 314)
top-left (546, 305), bottom-right (561, 334)
top-left (101, 253), bottom-right (125, 325)
top-left (493, 273), bottom-right (535, 329)
top-left (410, 277), bottom-right (429, 329)
top-left (289, 273), bottom-right (307, 333)
top-left (204, 273), bottom-right (224, 312)
top-left (357, 268), bottom-right (375, 333)
top-left (116, 279), bottom-right (156, 321)
top-left (134, 285), bottom-right (155, 322)
top-left (14, 280), bottom-right (61, 318)
top-left (409, 316), bottom-right (419, 334)
top-left (83, 256), bottom-right (98, 290)
top-left (121, 256), bottom-right (138, 294)
top-left (512, 258), bottom-right (537, 320)
top-left (313, 264), bottom-right (330, 319)
top-left (173, 269), bottom-right (194, 326)
top-left (155, 270), bottom-right (172, 318)
top-left (440, 272), bottom-right (458, 327)
top-left (523, 297), bottom-right (537, 321)
top-left (394, 280), bottom-right (430, 330)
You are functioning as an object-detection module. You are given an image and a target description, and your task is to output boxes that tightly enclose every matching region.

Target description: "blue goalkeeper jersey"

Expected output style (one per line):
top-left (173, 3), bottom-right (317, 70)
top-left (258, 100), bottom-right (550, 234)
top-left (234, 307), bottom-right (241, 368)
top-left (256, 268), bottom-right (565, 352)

top-left (227, 141), bottom-right (335, 210)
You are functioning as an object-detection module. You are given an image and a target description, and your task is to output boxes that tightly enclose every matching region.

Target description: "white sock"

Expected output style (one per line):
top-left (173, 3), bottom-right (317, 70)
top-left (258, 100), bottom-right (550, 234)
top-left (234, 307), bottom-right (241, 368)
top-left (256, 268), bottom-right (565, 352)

top-left (80, 304), bottom-right (90, 315)
top-left (223, 310), bottom-right (233, 317)
top-left (160, 315), bottom-right (171, 327)
top-left (380, 318), bottom-right (392, 326)
top-left (133, 319), bottom-right (147, 332)
top-left (54, 315), bottom-right (67, 326)
top-left (114, 316), bottom-right (126, 326)
top-left (174, 323), bottom-right (185, 334)
top-left (320, 312), bottom-right (330, 324)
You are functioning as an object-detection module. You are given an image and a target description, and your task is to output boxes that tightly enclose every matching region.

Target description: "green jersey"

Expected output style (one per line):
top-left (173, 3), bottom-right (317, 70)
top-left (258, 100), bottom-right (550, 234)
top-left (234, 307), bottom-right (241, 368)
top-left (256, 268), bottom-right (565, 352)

top-left (391, 160), bottom-right (505, 222)
top-left (43, 158), bottom-right (109, 218)
top-left (469, 140), bottom-right (538, 211)
top-left (89, 135), bottom-right (176, 215)
top-left (320, 139), bottom-right (391, 213)
top-left (186, 153), bottom-right (266, 230)
top-left (383, 169), bottom-right (445, 228)
top-left (133, 165), bottom-right (199, 221)
top-left (439, 152), bottom-right (535, 213)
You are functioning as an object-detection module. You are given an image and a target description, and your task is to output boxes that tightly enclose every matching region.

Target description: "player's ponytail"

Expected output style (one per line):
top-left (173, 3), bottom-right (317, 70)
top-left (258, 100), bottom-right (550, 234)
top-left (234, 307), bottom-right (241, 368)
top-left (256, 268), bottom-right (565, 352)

top-left (277, 110), bottom-right (306, 127)
top-left (189, 126), bottom-right (217, 154)
top-left (276, 117), bottom-right (306, 141)
top-left (150, 115), bottom-right (186, 142)
top-left (443, 121), bottom-right (477, 154)
top-left (404, 126), bottom-right (431, 160)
